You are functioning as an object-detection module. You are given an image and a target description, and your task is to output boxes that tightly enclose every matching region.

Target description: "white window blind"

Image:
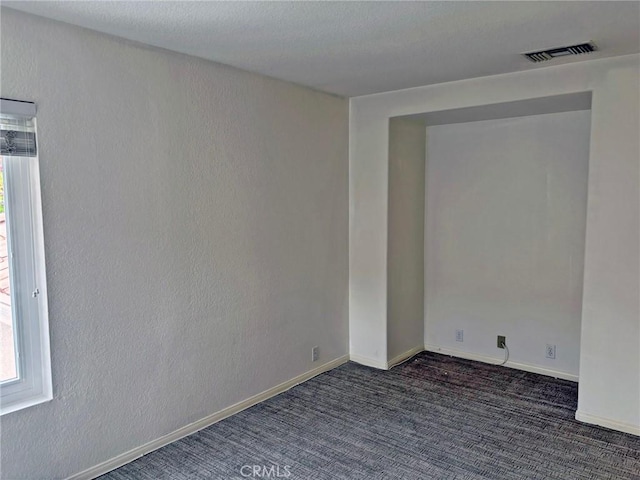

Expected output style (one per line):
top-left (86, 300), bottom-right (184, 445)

top-left (0, 98), bottom-right (37, 157)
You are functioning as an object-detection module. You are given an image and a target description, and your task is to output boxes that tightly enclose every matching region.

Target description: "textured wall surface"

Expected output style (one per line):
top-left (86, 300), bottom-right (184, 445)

top-left (387, 118), bottom-right (425, 361)
top-left (0, 9), bottom-right (348, 479)
top-left (577, 64), bottom-right (639, 430)
top-left (425, 111), bottom-right (591, 377)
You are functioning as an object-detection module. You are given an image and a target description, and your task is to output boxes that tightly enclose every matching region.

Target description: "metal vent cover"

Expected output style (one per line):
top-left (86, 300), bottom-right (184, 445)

top-left (523, 42), bottom-right (597, 63)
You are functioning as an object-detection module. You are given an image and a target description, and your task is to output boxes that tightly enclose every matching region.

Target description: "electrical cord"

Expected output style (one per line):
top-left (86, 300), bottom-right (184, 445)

top-left (388, 351), bottom-right (421, 370)
top-left (499, 342), bottom-right (509, 366)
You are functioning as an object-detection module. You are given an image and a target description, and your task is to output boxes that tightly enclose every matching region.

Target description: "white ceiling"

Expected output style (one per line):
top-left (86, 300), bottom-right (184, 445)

top-left (4, 1), bottom-right (639, 97)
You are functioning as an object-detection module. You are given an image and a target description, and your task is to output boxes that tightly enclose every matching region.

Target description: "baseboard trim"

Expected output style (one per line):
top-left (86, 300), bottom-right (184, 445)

top-left (349, 353), bottom-right (388, 370)
top-left (387, 346), bottom-right (424, 369)
top-left (350, 346), bottom-right (424, 370)
top-left (424, 344), bottom-right (579, 382)
top-left (575, 410), bottom-right (640, 436)
top-left (66, 355), bottom-right (350, 480)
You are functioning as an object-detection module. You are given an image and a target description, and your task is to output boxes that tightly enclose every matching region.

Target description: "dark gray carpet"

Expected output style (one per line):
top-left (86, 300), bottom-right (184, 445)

top-left (101, 352), bottom-right (640, 479)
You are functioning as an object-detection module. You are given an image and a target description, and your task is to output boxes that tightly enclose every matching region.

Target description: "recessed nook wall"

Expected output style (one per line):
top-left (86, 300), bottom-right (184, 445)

top-left (424, 111), bottom-right (591, 378)
top-left (349, 55), bottom-right (639, 434)
top-left (387, 118), bottom-right (425, 364)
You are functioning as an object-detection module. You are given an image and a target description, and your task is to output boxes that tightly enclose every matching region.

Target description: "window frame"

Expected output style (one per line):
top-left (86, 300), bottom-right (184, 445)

top-left (0, 99), bottom-right (52, 415)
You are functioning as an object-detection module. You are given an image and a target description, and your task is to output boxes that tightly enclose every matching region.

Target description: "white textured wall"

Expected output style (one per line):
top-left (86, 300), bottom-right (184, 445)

top-left (349, 54), bottom-right (639, 434)
top-left (387, 118), bottom-right (425, 362)
top-left (0, 9), bottom-right (348, 479)
top-left (577, 65), bottom-right (639, 431)
top-left (425, 111), bottom-right (591, 377)
top-left (349, 112), bottom-right (388, 368)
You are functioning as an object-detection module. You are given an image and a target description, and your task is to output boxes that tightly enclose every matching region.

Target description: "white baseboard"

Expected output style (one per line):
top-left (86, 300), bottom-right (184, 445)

top-left (387, 346), bottom-right (424, 369)
top-left (350, 346), bottom-right (424, 370)
top-left (349, 353), bottom-right (388, 370)
top-left (424, 344), bottom-right (579, 382)
top-left (575, 410), bottom-right (640, 436)
top-left (67, 355), bottom-right (350, 480)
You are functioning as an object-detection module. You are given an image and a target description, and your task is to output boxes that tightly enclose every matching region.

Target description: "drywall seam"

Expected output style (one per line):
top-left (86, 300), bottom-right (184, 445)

top-left (424, 344), bottom-right (579, 382)
top-left (575, 411), bottom-right (640, 436)
top-left (66, 355), bottom-right (350, 480)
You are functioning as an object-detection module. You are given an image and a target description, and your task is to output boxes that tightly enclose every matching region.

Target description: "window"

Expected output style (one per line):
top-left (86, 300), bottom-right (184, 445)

top-left (0, 98), bottom-right (51, 415)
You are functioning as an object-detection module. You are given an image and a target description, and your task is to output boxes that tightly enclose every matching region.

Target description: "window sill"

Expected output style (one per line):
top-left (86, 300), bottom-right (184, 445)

top-left (1, 390), bottom-right (52, 416)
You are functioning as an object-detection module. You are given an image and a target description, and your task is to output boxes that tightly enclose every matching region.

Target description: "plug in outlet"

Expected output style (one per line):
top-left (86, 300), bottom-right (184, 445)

top-left (312, 346), bottom-right (319, 362)
top-left (546, 344), bottom-right (556, 359)
top-left (497, 335), bottom-right (506, 349)
top-left (455, 329), bottom-right (464, 342)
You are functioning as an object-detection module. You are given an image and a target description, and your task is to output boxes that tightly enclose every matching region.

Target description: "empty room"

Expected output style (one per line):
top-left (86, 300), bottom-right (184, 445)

top-left (0, 2), bottom-right (638, 479)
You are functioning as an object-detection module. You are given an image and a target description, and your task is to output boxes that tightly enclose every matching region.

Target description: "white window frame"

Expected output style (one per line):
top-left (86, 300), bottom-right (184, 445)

top-left (0, 99), bottom-right (52, 415)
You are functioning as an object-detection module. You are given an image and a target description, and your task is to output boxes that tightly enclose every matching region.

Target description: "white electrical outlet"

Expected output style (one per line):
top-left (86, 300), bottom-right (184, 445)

top-left (546, 344), bottom-right (556, 359)
top-left (312, 346), bottom-right (319, 362)
top-left (455, 329), bottom-right (464, 342)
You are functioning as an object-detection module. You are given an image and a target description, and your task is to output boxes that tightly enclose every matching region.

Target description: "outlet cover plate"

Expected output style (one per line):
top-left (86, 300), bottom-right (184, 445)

top-left (546, 344), bottom-right (556, 359)
top-left (455, 329), bottom-right (464, 342)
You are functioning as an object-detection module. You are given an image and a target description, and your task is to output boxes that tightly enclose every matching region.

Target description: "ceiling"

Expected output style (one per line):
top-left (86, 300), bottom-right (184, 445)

top-left (4, 1), bottom-right (639, 97)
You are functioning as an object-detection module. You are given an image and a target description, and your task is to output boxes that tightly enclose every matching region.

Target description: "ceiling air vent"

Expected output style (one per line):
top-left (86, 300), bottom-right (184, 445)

top-left (523, 42), bottom-right (597, 63)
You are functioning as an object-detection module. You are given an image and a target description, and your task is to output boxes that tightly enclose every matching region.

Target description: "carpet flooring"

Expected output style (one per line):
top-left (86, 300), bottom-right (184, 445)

top-left (101, 352), bottom-right (640, 479)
